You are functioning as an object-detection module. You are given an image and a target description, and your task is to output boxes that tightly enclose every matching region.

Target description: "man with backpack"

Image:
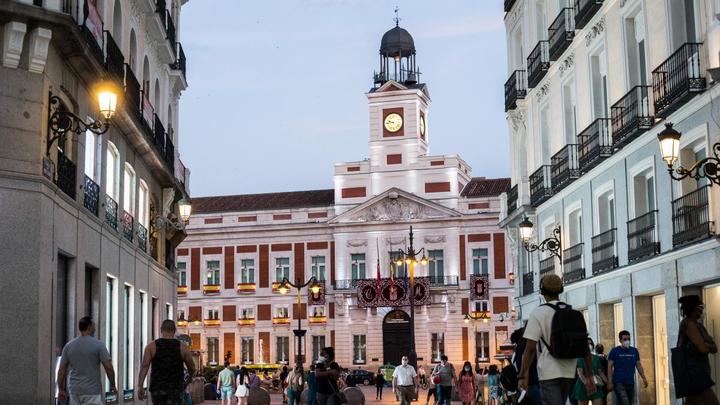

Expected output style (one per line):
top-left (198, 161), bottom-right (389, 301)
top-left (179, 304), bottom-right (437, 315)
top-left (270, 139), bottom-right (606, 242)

top-left (518, 274), bottom-right (596, 405)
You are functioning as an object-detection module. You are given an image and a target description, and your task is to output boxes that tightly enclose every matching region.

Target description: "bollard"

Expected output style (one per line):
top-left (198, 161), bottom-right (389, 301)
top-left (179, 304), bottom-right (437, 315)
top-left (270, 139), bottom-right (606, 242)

top-left (247, 386), bottom-right (271, 405)
top-left (343, 386), bottom-right (365, 405)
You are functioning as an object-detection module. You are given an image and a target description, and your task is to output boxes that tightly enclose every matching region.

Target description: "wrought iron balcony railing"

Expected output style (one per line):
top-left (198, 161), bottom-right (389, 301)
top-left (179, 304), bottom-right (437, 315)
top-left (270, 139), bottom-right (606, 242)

top-left (504, 0), bottom-right (517, 12)
top-left (124, 64), bottom-right (143, 124)
top-left (652, 42), bottom-right (706, 118)
top-left (563, 242), bottom-right (585, 284)
top-left (429, 276), bottom-right (459, 287)
top-left (548, 8), bottom-right (575, 61)
top-left (522, 272), bottom-right (534, 296)
top-left (574, 0), bottom-right (603, 29)
top-left (578, 118), bottom-right (612, 173)
top-left (104, 31), bottom-right (124, 81)
top-left (122, 211), bottom-right (134, 242)
top-left (507, 184), bottom-right (519, 215)
top-left (611, 85), bottom-right (653, 150)
top-left (530, 165), bottom-right (553, 207)
top-left (333, 279), bottom-right (362, 290)
top-left (672, 185), bottom-right (713, 248)
top-left (171, 42), bottom-right (187, 79)
top-left (527, 41), bottom-right (550, 88)
top-left (627, 210), bottom-right (660, 263)
top-left (551, 144), bottom-right (580, 193)
top-left (83, 175), bottom-right (100, 216)
top-left (592, 229), bottom-right (618, 275)
top-left (56, 151), bottom-right (77, 199)
top-left (539, 257), bottom-right (556, 278)
top-left (105, 195), bottom-right (118, 231)
top-left (165, 10), bottom-right (176, 47)
top-left (137, 223), bottom-right (148, 252)
top-left (504, 70), bottom-right (527, 111)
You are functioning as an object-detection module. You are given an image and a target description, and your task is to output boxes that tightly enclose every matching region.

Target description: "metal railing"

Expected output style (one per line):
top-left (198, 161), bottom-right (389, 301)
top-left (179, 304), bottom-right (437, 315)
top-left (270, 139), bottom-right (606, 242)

top-left (575, 0), bottom-right (603, 29)
top-left (539, 257), bottom-right (556, 278)
top-left (429, 276), bottom-right (459, 286)
top-left (592, 229), bottom-right (618, 275)
top-left (333, 279), bottom-right (362, 290)
top-left (563, 242), bottom-right (585, 284)
top-left (611, 85), bottom-right (653, 150)
top-left (122, 211), bottom-right (134, 242)
top-left (105, 195), bottom-right (118, 231)
top-left (104, 31), bottom-right (124, 81)
top-left (578, 118), bottom-right (613, 173)
top-left (522, 272), bottom-right (534, 296)
top-left (507, 184), bottom-right (518, 215)
top-left (504, 0), bottom-right (517, 12)
top-left (627, 210), bottom-right (660, 263)
top-left (172, 42), bottom-right (187, 79)
top-left (672, 185), bottom-right (713, 247)
top-left (551, 144), bottom-right (580, 193)
top-left (652, 42), bottom-right (706, 118)
top-left (504, 70), bottom-right (527, 111)
top-left (124, 64), bottom-right (142, 124)
top-left (56, 151), bottom-right (77, 199)
top-left (548, 8), bottom-right (575, 61)
top-left (83, 175), bottom-right (100, 216)
top-left (527, 41), bottom-right (550, 88)
top-left (138, 224), bottom-right (148, 252)
top-left (530, 165), bottom-right (553, 207)
top-left (165, 10), bottom-right (176, 46)
top-left (156, 0), bottom-right (166, 27)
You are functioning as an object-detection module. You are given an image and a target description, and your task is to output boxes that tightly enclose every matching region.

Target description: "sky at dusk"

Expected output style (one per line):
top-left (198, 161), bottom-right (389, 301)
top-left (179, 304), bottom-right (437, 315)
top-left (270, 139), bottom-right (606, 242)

top-left (179, 0), bottom-right (509, 197)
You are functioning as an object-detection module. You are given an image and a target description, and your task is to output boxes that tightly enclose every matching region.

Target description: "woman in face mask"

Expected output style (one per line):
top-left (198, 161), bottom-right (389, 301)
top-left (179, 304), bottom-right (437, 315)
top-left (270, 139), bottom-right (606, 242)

top-left (572, 337), bottom-right (607, 405)
top-left (456, 361), bottom-right (476, 405)
top-left (676, 295), bottom-right (719, 405)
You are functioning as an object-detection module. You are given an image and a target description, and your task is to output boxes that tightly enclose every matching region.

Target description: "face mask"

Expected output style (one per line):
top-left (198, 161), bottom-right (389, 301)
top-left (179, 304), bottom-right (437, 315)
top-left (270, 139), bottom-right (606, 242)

top-left (464, 367), bottom-right (471, 372)
top-left (621, 340), bottom-right (631, 348)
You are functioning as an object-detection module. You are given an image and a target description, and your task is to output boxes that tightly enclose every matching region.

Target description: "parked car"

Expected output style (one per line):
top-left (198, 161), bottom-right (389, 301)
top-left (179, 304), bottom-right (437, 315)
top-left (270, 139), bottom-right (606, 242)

top-left (350, 369), bottom-right (375, 385)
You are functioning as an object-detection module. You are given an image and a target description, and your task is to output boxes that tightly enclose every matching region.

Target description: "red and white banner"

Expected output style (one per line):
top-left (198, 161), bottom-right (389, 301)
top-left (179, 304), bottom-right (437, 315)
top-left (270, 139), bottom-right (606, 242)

top-left (84, 0), bottom-right (103, 47)
top-left (470, 274), bottom-right (489, 300)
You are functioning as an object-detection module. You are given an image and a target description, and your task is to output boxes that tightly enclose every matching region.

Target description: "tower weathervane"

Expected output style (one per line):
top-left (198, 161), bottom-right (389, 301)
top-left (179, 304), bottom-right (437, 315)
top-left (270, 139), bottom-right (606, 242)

top-left (394, 6), bottom-right (400, 26)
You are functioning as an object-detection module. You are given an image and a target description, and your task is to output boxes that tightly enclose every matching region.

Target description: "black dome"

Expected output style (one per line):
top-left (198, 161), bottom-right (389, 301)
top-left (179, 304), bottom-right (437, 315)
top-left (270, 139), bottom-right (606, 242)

top-left (380, 26), bottom-right (415, 58)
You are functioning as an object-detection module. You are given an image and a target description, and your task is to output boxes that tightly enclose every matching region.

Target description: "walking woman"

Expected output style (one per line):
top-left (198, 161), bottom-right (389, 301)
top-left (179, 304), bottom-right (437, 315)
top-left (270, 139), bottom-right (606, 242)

top-left (676, 295), bottom-right (719, 405)
top-left (315, 347), bottom-right (342, 405)
top-left (457, 361), bottom-right (477, 405)
top-left (234, 366), bottom-right (250, 405)
top-left (375, 368), bottom-right (386, 400)
top-left (572, 338), bottom-right (607, 405)
top-left (487, 365), bottom-right (500, 405)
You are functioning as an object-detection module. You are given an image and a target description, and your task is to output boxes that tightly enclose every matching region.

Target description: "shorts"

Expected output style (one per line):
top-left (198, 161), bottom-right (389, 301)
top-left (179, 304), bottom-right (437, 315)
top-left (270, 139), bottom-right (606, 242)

top-left (221, 386), bottom-right (234, 399)
top-left (69, 395), bottom-right (102, 405)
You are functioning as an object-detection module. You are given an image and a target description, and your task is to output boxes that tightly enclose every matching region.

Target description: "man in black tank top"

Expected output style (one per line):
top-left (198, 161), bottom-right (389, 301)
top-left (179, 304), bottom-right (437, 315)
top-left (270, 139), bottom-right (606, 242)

top-left (137, 320), bottom-right (196, 404)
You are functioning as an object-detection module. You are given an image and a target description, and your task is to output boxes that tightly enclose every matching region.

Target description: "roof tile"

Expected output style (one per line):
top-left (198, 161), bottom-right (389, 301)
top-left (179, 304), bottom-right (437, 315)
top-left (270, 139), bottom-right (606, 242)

top-left (193, 189), bottom-right (334, 214)
top-left (461, 177), bottom-right (511, 198)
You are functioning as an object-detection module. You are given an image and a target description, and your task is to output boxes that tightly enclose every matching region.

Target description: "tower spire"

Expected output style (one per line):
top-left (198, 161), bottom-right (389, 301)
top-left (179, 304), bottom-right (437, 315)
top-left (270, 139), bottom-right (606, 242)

top-left (394, 6), bottom-right (400, 27)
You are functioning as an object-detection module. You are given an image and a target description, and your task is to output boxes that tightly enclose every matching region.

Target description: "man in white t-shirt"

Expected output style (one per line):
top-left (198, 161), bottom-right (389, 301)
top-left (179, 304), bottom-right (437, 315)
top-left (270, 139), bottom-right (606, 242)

top-left (392, 356), bottom-right (418, 405)
top-left (518, 274), bottom-right (595, 405)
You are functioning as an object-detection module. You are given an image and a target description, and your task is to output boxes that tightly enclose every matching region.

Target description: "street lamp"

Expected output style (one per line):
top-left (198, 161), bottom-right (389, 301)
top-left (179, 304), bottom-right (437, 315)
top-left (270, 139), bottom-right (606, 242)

top-left (155, 198), bottom-right (193, 230)
top-left (518, 216), bottom-right (561, 259)
top-left (278, 276), bottom-right (322, 368)
top-left (395, 226), bottom-right (427, 370)
top-left (658, 122), bottom-right (720, 184)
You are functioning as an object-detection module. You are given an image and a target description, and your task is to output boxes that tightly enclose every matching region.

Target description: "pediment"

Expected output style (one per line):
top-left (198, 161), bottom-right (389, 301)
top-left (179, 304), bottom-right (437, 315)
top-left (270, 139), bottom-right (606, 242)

top-left (377, 80), bottom-right (408, 92)
top-left (330, 188), bottom-right (461, 224)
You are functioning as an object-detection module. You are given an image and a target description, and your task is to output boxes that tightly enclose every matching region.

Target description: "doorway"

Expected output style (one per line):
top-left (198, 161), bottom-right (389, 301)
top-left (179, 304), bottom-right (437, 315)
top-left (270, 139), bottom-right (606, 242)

top-left (704, 285), bottom-right (720, 400)
top-left (383, 310), bottom-right (411, 366)
top-left (652, 295), bottom-right (670, 405)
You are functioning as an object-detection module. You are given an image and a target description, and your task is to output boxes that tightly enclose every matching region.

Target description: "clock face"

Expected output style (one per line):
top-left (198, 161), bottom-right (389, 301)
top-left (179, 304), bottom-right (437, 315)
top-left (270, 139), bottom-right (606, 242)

top-left (419, 115), bottom-right (426, 136)
top-left (384, 113), bottom-right (403, 133)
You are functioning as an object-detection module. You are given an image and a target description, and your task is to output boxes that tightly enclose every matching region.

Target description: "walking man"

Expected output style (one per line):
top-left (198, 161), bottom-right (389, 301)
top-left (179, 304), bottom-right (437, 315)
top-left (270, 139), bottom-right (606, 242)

top-left (393, 356), bottom-right (418, 405)
top-left (431, 355), bottom-right (456, 405)
top-left (57, 316), bottom-right (117, 404)
top-left (137, 320), bottom-right (196, 404)
top-left (607, 330), bottom-right (648, 405)
top-left (217, 361), bottom-right (235, 405)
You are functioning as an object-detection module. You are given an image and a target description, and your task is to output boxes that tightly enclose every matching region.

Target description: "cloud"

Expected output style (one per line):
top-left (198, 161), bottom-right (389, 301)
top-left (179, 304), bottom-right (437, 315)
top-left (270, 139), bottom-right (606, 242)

top-left (415, 15), bottom-right (504, 39)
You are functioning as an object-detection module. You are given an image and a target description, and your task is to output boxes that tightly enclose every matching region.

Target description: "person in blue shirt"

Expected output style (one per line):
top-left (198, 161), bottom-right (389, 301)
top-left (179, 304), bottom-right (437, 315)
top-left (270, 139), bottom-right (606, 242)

top-left (607, 331), bottom-right (648, 405)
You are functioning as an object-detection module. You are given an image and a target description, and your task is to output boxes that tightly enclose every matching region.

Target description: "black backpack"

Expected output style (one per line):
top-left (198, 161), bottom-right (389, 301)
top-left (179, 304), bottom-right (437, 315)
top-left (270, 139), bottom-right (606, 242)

top-left (540, 302), bottom-right (589, 359)
top-left (499, 364), bottom-right (518, 392)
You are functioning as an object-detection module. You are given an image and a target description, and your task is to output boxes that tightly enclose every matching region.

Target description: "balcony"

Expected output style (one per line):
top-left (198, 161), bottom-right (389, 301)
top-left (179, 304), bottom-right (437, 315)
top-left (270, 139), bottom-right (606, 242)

top-left (522, 272), bottom-right (534, 296)
top-left (79, 1), bottom-right (104, 64)
top-left (429, 276), bottom-right (459, 287)
top-left (527, 41), bottom-right (550, 88)
top-left (237, 317), bottom-right (256, 326)
top-left (165, 10), bottom-right (176, 48)
top-left (628, 210), bottom-right (660, 263)
top-left (562, 243), bottom-right (585, 284)
top-left (237, 282), bottom-right (256, 294)
top-left (177, 285), bottom-right (187, 295)
top-left (124, 64), bottom-right (143, 125)
top-left (575, 0), bottom-right (603, 29)
top-left (103, 31), bottom-right (124, 82)
top-left (272, 317), bottom-right (291, 325)
top-left (548, 8), bottom-right (575, 61)
top-left (530, 165), bottom-right (553, 207)
top-left (170, 42), bottom-right (187, 80)
top-left (271, 281), bottom-right (284, 292)
top-left (204, 319), bottom-right (221, 327)
top-left (504, 70), bottom-right (527, 111)
top-left (83, 175), bottom-right (100, 216)
top-left (333, 279), bottom-right (361, 290)
top-left (138, 224), bottom-right (148, 252)
top-left (203, 284), bottom-right (221, 295)
top-left (176, 318), bottom-right (188, 327)
top-left (591, 229), bottom-right (619, 275)
top-left (507, 184), bottom-right (518, 215)
top-left (539, 257), bottom-right (556, 278)
top-left (122, 211), bottom-right (134, 242)
top-left (105, 195), bottom-right (118, 231)
top-left (56, 151), bottom-right (77, 199)
top-left (611, 85), bottom-right (654, 150)
top-left (672, 186), bottom-right (713, 248)
top-left (652, 42), bottom-right (706, 118)
top-left (578, 118), bottom-right (612, 173)
top-left (551, 144), bottom-right (580, 193)
top-left (309, 315), bottom-right (327, 325)
top-left (504, 0), bottom-right (517, 12)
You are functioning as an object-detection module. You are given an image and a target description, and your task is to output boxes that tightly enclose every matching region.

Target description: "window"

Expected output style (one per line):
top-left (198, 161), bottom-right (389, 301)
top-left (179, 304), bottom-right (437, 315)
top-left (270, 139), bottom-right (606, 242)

top-left (207, 337), bottom-right (219, 365)
top-left (562, 78), bottom-right (577, 143)
top-left (206, 260), bottom-right (220, 285)
top-left (123, 285), bottom-right (134, 392)
top-left (240, 259), bottom-right (255, 283)
top-left (178, 309), bottom-right (186, 321)
top-left (311, 306), bottom-right (325, 317)
top-left (679, 141), bottom-right (708, 193)
top-left (568, 207), bottom-right (583, 245)
top-left (669, 0), bottom-right (698, 47)
top-left (207, 309), bottom-right (219, 320)
top-left (275, 258), bottom-right (290, 282)
top-left (428, 250), bottom-right (444, 280)
top-left (539, 104), bottom-right (551, 164)
top-left (597, 190), bottom-right (616, 232)
top-left (123, 163), bottom-right (136, 215)
top-left (138, 180), bottom-right (149, 227)
top-left (632, 169), bottom-right (656, 217)
top-left (590, 48), bottom-right (609, 119)
top-left (276, 336), bottom-right (290, 364)
top-left (275, 306), bottom-right (289, 318)
top-left (351, 254), bottom-right (366, 280)
top-left (312, 336), bottom-right (326, 362)
top-left (624, 12), bottom-right (648, 86)
top-left (139, 291), bottom-right (147, 359)
top-left (151, 297), bottom-right (157, 340)
top-left (476, 331), bottom-right (490, 362)
top-left (311, 256), bottom-right (326, 281)
top-left (474, 301), bottom-right (489, 312)
top-left (472, 249), bottom-right (489, 275)
top-left (353, 335), bottom-right (366, 364)
top-left (534, 0), bottom-right (547, 41)
top-left (177, 262), bottom-right (187, 286)
top-left (106, 142), bottom-right (120, 201)
top-left (84, 130), bottom-right (100, 182)
top-left (241, 337), bottom-right (254, 363)
top-left (105, 277), bottom-right (118, 394)
top-left (431, 332), bottom-right (445, 362)
top-left (240, 307), bottom-right (255, 319)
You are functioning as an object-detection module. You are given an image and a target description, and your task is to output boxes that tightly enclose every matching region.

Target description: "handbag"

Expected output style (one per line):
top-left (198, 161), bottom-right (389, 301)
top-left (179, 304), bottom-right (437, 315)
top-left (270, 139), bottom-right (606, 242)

top-left (330, 377), bottom-right (348, 404)
top-left (671, 327), bottom-right (715, 398)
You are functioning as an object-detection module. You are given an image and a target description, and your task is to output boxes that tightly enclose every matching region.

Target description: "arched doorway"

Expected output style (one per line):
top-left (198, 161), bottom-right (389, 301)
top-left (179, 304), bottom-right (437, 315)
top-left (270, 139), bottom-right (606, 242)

top-left (382, 309), bottom-right (410, 366)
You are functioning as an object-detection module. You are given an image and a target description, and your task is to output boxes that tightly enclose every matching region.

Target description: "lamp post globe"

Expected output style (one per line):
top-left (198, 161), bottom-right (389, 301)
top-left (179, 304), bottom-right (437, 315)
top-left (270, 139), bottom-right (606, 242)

top-left (518, 216), bottom-right (534, 242)
top-left (658, 123), bottom-right (681, 167)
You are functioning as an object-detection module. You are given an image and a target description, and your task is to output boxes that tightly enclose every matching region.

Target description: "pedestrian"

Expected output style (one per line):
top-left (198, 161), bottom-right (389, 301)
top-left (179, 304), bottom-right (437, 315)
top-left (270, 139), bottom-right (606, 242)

top-left (674, 294), bottom-right (719, 405)
top-left (457, 361), bottom-right (477, 405)
top-left (518, 274), bottom-right (596, 405)
top-left (511, 325), bottom-right (540, 404)
top-left (234, 366), bottom-right (250, 405)
top-left (280, 365), bottom-right (290, 404)
top-left (607, 330), bottom-right (648, 405)
top-left (285, 364), bottom-right (304, 405)
top-left (572, 338), bottom-right (607, 405)
top-left (344, 370), bottom-right (356, 387)
top-left (217, 361), bottom-right (235, 405)
top-left (315, 347), bottom-right (342, 405)
top-left (392, 355), bottom-right (418, 405)
top-left (487, 365), bottom-right (500, 405)
top-left (594, 344), bottom-right (608, 405)
top-left (375, 368), bottom-right (386, 400)
top-left (307, 364), bottom-right (318, 405)
top-left (248, 369), bottom-right (262, 388)
top-left (431, 355), bottom-right (456, 405)
top-left (56, 316), bottom-right (118, 404)
top-left (137, 319), bottom-right (196, 403)
top-left (418, 365), bottom-right (427, 387)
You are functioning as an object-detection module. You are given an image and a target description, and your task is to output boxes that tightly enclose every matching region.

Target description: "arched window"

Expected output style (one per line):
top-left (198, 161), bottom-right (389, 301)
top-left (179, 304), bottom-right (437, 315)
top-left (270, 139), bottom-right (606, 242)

top-left (112, 0), bottom-right (122, 48)
top-left (123, 163), bottom-right (136, 215)
top-left (129, 29), bottom-right (137, 73)
top-left (106, 142), bottom-right (120, 201)
top-left (167, 105), bottom-right (174, 141)
top-left (154, 79), bottom-right (161, 118)
top-left (142, 56), bottom-right (150, 92)
top-left (138, 180), bottom-right (149, 227)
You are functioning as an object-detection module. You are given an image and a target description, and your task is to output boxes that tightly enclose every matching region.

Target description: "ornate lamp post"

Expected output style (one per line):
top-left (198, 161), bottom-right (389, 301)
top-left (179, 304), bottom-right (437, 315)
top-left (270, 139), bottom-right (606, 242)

top-left (518, 216), bottom-right (561, 259)
top-left (279, 276), bottom-right (322, 368)
top-left (658, 122), bottom-right (720, 184)
top-left (394, 226), bottom-right (428, 370)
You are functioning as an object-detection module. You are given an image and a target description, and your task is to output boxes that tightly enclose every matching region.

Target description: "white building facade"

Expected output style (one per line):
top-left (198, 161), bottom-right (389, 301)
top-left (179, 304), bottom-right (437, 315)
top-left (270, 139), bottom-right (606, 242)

top-left (0, 0), bottom-right (191, 402)
top-left (177, 25), bottom-right (515, 373)
top-left (500, 0), bottom-right (720, 403)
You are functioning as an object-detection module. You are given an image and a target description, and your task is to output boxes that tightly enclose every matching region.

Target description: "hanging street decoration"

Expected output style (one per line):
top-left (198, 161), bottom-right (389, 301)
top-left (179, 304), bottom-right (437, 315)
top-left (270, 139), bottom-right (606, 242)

top-left (357, 277), bottom-right (431, 308)
top-left (470, 274), bottom-right (489, 300)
